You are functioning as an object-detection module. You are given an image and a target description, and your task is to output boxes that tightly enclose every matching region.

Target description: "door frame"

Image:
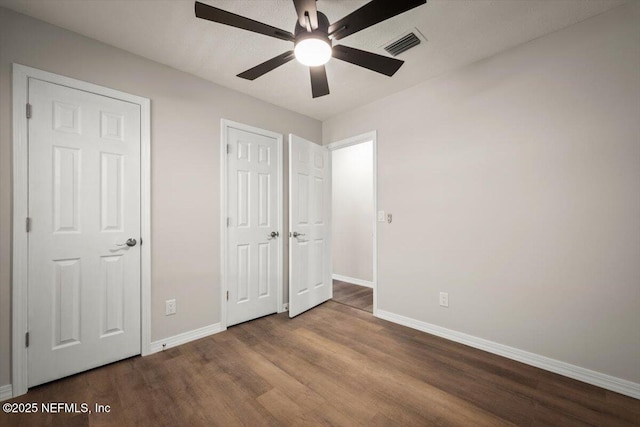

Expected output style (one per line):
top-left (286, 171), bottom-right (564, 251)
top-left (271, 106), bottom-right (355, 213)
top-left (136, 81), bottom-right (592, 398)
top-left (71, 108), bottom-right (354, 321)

top-left (327, 131), bottom-right (378, 315)
top-left (11, 64), bottom-right (152, 397)
top-left (220, 119), bottom-right (285, 328)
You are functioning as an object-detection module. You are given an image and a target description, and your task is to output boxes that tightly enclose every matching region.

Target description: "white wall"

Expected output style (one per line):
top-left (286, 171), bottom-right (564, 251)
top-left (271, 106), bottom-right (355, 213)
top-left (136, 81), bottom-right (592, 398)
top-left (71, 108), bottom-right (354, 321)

top-left (323, 2), bottom-right (640, 384)
top-left (0, 7), bottom-right (321, 387)
top-left (332, 141), bottom-right (374, 282)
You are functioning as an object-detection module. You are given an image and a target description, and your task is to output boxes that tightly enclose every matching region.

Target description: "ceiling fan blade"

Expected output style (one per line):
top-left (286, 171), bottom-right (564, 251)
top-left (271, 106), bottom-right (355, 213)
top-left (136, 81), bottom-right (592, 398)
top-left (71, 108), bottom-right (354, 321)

top-left (195, 1), bottom-right (295, 42)
top-left (310, 66), bottom-right (330, 98)
top-left (332, 45), bottom-right (404, 76)
top-left (237, 51), bottom-right (296, 80)
top-left (328, 0), bottom-right (427, 40)
top-left (293, 0), bottom-right (318, 30)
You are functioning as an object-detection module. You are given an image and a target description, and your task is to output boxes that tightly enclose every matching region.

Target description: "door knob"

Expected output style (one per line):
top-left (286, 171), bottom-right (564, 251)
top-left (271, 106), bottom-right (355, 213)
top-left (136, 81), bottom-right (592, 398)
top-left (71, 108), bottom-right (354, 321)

top-left (268, 231), bottom-right (279, 239)
top-left (292, 232), bottom-right (305, 238)
top-left (116, 238), bottom-right (137, 247)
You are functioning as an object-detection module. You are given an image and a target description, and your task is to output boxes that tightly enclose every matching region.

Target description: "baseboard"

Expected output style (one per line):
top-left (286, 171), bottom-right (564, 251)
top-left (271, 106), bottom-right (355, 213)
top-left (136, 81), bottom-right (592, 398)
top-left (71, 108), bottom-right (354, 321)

top-left (332, 274), bottom-right (373, 288)
top-left (149, 322), bottom-right (225, 354)
top-left (375, 309), bottom-right (640, 399)
top-left (0, 384), bottom-right (13, 401)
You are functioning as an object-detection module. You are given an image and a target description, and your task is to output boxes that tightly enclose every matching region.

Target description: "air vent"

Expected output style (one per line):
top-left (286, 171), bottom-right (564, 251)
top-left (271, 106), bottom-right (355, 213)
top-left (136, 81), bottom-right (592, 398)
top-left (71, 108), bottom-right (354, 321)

top-left (383, 32), bottom-right (421, 57)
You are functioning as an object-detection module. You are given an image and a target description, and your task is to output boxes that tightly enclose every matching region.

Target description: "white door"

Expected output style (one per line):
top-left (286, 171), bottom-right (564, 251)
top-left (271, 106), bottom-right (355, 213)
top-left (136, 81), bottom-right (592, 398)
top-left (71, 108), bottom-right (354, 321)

top-left (28, 78), bottom-right (141, 387)
top-left (289, 134), bottom-right (332, 317)
top-left (226, 123), bottom-right (282, 326)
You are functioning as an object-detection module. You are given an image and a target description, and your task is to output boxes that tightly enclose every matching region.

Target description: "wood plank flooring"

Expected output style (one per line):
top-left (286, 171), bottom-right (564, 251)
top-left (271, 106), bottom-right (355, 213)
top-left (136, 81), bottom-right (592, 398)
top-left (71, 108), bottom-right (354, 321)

top-left (2, 301), bottom-right (638, 426)
top-left (332, 280), bottom-right (373, 313)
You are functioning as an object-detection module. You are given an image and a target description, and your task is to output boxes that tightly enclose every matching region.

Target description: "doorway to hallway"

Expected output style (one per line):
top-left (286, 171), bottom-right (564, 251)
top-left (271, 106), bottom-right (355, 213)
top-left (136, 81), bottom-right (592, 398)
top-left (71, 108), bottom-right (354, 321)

top-left (327, 132), bottom-right (377, 314)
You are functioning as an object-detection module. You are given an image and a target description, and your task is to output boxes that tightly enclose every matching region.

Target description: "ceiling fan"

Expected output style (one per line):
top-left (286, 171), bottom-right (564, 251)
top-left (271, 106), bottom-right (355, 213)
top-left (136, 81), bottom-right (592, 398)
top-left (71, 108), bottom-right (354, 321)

top-left (195, 0), bottom-right (427, 98)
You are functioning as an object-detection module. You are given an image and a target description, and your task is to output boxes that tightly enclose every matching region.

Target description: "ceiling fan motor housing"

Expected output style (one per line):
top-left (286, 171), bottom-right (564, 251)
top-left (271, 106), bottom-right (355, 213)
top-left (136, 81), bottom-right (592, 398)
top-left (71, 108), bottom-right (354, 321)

top-left (294, 11), bottom-right (331, 48)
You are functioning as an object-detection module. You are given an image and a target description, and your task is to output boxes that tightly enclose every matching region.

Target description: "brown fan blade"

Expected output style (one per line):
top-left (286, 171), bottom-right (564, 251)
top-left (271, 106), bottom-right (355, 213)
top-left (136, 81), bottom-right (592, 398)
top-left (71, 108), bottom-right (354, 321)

top-left (329, 0), bottom-right (427, 40)
top-left (293, 0), bottom-right (318, 31)
top-left (332, 45), bottom-right (404, 76)
top-left (237, 51), bottom-right (296, 80)
top-left (195, 1), bottom-right (295, 42)
top-left (309, 66), bottom-right (330, 98)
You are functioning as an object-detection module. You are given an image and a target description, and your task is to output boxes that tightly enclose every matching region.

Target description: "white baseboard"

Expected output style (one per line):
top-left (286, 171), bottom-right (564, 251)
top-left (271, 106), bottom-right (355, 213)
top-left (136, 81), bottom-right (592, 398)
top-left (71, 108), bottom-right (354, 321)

top-left (0, 384), bottom-right (13, 401)
top-left (332, 274), bottom-right (373, 288)
top-left (149, 322), bottom-right (225, 354)
top-left (375, 309), bottom-right (640, 399)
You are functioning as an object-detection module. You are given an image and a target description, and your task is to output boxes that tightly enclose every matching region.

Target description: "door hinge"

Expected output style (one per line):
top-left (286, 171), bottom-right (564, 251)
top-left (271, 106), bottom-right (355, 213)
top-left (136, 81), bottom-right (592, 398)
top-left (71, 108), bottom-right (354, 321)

top-left (227, 217), bottom-right (230, 227)
top-left (26, 217), bottom-right (31, 232)
top-left (26, 103), bottom-right (32, 119)
top-left (226, 290), bottom-right (229, 301)
top-left (226, 144), bottom-right (231, 154)
top-left (25, 332), bottom-right (29, 348)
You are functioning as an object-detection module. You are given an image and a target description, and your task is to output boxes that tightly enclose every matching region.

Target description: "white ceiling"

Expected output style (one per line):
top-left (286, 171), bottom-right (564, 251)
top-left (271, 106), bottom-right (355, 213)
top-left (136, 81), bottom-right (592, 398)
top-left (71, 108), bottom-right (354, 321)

top-left (0, 0), bottom-right (627, 120)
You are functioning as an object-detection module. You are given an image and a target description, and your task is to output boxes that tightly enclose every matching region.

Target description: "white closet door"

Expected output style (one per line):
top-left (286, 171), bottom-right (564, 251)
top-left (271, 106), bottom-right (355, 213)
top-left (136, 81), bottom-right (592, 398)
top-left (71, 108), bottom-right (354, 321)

top-left (28, 78), bottom-right (141, 387)
top-left (226, 125), bottom-right (281, 326)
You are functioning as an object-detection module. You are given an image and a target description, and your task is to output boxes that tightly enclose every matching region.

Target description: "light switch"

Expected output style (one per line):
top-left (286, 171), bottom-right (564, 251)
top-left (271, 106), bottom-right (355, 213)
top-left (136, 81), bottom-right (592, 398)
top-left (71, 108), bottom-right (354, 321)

top-left (377, 210), bottom-right (386, 222)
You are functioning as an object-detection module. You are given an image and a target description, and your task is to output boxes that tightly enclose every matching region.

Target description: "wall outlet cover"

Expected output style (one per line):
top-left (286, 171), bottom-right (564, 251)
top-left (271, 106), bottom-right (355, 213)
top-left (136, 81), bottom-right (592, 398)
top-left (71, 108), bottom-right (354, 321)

top-left (439, 292), bottom-right (449, 308)
top-left (165, 299), bottom-right (177, 315)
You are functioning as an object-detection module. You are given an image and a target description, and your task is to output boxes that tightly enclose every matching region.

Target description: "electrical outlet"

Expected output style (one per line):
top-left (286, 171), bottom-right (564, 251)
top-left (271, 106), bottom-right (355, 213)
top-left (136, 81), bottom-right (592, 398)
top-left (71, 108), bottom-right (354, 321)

top-left (387, 213), bottom-right (393, 224)
top-left (377, 210), bottom-right (386, 222)
top-left (439, 292), bottom-right (449, 308)
top-left (165, 299), bottom-right (177, 315)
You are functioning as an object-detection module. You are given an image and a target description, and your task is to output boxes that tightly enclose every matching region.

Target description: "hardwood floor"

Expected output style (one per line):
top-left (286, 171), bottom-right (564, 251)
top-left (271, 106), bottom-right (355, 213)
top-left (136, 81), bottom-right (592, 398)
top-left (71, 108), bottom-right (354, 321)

top-left (332, 279), bottom-right (373, 313)
top-left (2, 302), bottom-right (638, 426)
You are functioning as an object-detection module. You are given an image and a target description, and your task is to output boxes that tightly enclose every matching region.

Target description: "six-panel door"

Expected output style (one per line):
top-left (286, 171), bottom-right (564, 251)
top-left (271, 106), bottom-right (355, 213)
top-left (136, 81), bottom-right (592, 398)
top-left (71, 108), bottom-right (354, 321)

top-left (226, 126), bottom-right (280, 326)
top-left (28, 78), bottom-right (141, 387)
top-left (289, 134), bottom-right (332, 318)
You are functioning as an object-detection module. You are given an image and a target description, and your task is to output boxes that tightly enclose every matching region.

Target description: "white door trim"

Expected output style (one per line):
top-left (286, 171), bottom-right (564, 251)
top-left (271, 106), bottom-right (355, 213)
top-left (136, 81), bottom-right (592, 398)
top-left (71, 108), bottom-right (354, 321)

top-left (327, 131), bottom-right (378, 315)
top-left (11, 64), bottom-right (152, 398)
top-left (220, 119), bottom-right (285, 328)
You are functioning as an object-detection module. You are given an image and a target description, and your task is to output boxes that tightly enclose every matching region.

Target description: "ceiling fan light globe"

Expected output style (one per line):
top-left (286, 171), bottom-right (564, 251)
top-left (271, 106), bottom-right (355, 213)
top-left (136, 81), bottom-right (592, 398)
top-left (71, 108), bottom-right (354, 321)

top-left (294, 38), bottom-right (332, 67)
